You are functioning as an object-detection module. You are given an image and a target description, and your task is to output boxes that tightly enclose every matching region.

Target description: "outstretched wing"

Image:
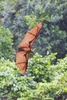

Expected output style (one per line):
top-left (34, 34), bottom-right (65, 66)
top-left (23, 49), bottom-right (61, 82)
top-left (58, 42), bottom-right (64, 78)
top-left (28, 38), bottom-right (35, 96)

top-left (15, 22), bottom-right (42, 74)
top-left (18, 22), bottom-right (42, 49)
top-left (15, 51), bottom-right (28, 74)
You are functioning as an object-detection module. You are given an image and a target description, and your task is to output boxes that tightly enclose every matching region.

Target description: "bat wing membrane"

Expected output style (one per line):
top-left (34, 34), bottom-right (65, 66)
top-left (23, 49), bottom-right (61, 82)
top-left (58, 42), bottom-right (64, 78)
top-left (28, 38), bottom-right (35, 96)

top-left (16, 51), bottom-right (29, 74)
top-left (18, 22), bottom-right (42, 48)
top-left (15, 22), bottom-right (42, 74)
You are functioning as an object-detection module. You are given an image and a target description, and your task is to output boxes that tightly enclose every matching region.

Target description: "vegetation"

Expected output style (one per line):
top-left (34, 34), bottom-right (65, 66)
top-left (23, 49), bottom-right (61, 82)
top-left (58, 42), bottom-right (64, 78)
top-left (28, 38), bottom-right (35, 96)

top-left (0, 26), bottom-right (15, 60)
top-left (0, 53), bottom-right (67, 100)
top-left (0, 0), bottom-right (67, 100)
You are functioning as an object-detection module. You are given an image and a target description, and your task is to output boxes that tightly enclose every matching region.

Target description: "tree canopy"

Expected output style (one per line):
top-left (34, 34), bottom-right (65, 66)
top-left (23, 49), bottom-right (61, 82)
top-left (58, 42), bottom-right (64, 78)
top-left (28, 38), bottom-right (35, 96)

top-left (0, 0), bottom-right (67, 59)
top-left (0, 0), bottom-right (67, 100)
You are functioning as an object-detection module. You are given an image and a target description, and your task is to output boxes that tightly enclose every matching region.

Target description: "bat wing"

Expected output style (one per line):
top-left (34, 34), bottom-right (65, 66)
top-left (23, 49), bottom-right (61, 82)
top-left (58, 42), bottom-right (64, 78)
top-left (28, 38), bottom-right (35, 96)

top-left (15, 22), bottom-right (42, 74)
top-left (18, 22), bottom-right (42, 49)
top-left (15, 51), bottom-right (29, 74)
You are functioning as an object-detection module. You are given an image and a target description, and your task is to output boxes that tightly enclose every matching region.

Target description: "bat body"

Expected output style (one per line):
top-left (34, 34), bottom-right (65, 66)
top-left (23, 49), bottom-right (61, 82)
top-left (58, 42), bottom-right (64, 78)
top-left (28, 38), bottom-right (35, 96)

top-left (15, 22), bottom-right (42, 74)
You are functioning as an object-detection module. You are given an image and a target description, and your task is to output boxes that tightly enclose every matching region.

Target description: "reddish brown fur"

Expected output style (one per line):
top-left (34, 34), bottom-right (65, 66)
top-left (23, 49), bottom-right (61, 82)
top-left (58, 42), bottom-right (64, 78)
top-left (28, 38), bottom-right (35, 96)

top-left (15, 22), bottom-right (42, 74)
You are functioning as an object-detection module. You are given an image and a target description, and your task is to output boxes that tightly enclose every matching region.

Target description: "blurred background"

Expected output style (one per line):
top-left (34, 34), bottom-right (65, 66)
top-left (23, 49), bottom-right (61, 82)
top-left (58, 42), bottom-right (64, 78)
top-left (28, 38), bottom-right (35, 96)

top-left (0, 0), bottom-right (67, 100)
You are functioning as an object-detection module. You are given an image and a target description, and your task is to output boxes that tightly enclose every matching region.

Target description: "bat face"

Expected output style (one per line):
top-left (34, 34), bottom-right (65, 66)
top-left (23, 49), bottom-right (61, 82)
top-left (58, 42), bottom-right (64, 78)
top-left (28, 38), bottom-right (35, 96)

top-left (15, 22), bottom-right (42, 74)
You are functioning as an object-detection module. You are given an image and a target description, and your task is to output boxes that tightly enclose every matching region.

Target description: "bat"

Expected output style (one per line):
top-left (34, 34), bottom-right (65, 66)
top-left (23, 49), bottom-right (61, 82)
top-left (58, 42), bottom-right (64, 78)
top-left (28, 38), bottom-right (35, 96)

top-left (15, 22), bottom-right (42, 74)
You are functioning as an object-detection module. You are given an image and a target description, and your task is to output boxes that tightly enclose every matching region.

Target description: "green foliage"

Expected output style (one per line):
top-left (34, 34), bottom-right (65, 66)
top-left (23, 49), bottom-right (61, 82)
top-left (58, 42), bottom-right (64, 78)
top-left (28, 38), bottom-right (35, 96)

top-left (0, 26), bottom-right (15, 60)
top-left (40, 25), bottom-right (67, 58)
top-left (0, 53), bottom-right (67, 100)
top-left (0, 0), bottom-right (67, 58)
top-left (0, 0), bottom-right (67, 99)
top-left (28, 53), bottom-right (57, 82)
